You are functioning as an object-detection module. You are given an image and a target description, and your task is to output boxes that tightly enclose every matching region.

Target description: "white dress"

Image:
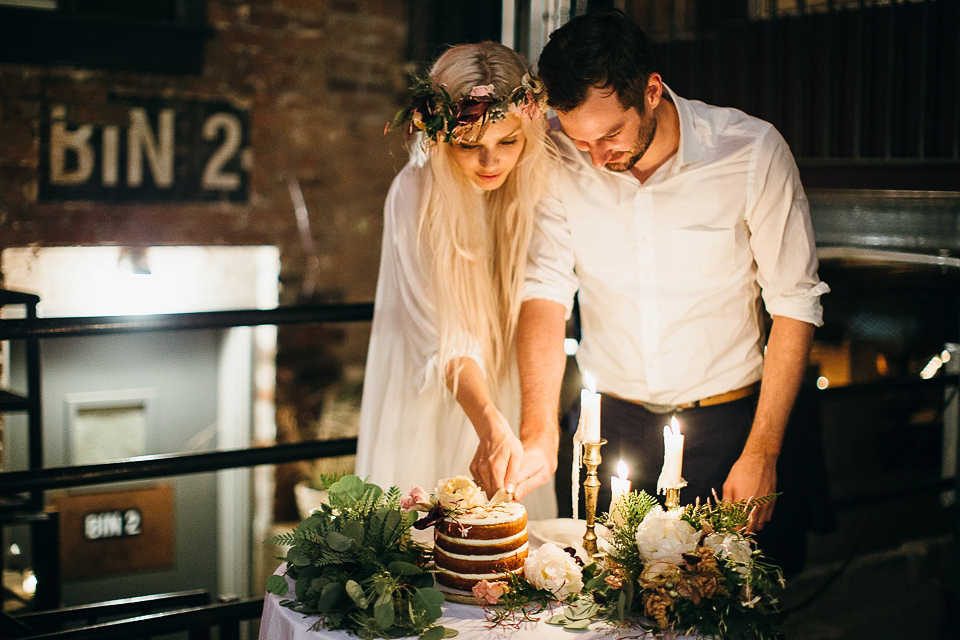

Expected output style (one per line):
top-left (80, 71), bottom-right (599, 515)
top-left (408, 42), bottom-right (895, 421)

top-left (354, 158), bottom-right (557, 521)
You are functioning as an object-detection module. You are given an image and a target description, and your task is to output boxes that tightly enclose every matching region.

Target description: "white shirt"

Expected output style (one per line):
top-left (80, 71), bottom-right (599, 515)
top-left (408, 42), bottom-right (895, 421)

top-left (355, 158), bottom-right (556, 519)
top-left (525, 86), bottom-right (829, 406)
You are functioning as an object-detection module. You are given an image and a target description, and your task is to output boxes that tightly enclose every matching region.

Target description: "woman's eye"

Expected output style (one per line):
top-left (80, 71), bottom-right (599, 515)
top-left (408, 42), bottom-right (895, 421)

top-left (458, 143), bottom-right (479, 150)
top-left (500, 139), bottom-right (518, 146)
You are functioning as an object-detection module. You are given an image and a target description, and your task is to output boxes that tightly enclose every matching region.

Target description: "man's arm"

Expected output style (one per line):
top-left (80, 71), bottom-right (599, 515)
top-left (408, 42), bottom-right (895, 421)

top-left (722, 315), bottom-right (814, 530)
top-left (513, 298), bottom-right (568, 499)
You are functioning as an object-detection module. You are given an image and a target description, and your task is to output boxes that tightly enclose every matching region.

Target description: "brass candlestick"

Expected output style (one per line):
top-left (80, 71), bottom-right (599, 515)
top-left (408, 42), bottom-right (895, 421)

top-left (664, 486), bottom-right (681, 510)
top-left (582, 438), bottom-right (606, 560)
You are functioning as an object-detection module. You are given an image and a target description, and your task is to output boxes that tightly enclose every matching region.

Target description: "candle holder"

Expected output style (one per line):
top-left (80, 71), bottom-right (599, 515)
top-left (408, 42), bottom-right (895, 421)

top-left (581, 438), bottom-right (606, 560)
top-left (664, 486), bottom-right (681, 510)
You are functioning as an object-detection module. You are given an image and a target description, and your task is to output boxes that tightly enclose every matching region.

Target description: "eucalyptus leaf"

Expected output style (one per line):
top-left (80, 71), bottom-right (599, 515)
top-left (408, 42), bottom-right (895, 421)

top-left (382, 509), bottom-right (402, 541)
top-left (286, 546), bottom-right (311, 567)
top-left (564, 618), bottom-right (592, 630)
top-left (345, 580), bottom-right (368, 608)
top-left (616, 589), bottom-right (628, 622)
top-left (414, 587), bottom-right (444, 619)
top-left (341, 519), bottom-right (365, 545)
top-left (317, 581), bottom-right (344, 612)
top-left (326, 530), bottom-right (355, 552)
top-left (266, 574), bottom-right (289, 596)
top-left (374, 593), bottom-right (396, 628)
top-left (442, 628), bottom-right (458, 638)
top-left (545, 614), bottom-right (569, 625)
top-left (566, 600), bottom-right (599, 620)
top-left (418, 627), bottom-right (444, 640)
top-left (328, 475), bottom-right (366, 507)
top-left (388, 560), bottom-right (422, 576)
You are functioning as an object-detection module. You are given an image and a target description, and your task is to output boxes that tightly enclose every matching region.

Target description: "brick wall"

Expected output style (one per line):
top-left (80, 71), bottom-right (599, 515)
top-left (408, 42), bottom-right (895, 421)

top-left (0, 0), bottom-right (412, 519)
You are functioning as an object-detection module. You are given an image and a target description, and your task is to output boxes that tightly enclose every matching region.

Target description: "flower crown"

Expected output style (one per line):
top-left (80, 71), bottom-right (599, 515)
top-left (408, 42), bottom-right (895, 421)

top-left (386, 74), bottom-right (546, 143)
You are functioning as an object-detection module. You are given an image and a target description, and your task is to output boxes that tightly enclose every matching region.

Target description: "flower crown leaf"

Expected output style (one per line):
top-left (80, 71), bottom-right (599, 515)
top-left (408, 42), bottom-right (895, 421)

top-left (386, 75), bottom-right (545, 143)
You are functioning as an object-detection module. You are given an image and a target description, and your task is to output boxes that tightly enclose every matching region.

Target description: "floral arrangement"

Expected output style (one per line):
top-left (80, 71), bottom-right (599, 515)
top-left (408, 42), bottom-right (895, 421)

top-left (266, 475), bottom-right (456, 640)
top-left (470, 489), bottom-right (785, 639)
top-left (385, 75), bottom-right (545, 143)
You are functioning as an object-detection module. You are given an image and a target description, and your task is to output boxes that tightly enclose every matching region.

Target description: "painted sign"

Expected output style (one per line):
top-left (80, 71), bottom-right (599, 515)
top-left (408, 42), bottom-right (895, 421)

top-left (39, 99), bottom-right (250, 202)
top-left (51, 484), bottom-right (174, 580)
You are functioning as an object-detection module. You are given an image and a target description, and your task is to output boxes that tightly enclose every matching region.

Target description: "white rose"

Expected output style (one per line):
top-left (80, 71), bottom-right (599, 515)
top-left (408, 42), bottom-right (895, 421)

top-left (435, 476), bottom-right (486, 511)
top-left (523, 543), bottom-right (584, 600)
top-left (634, 506), bottom-right (700, 565)
top-left (702, 532), bottom-right (754, 576)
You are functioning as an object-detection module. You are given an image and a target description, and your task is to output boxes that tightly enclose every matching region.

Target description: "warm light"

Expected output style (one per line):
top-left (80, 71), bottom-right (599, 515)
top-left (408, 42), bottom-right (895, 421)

top-left (582, 370), bottom-right (597, 393)
top-left (920, 355), bottom-right (943, 380)
top-left (22, 570), bottom-right (37, 596)
top-left (817, 376), bottom-right (829, 390)
top-left (617, 460), bottom-right (629, 480)
top-left (942, 349), bottom-right (951, 363)
top-left (564, 338), bottom-right (579, 356)
top-left (668, 415), bottom-right (681, 435)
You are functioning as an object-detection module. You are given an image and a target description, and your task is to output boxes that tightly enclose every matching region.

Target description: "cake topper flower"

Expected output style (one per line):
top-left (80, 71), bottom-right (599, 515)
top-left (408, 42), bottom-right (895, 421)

top-left (386, 74), bottom-right (547, 143)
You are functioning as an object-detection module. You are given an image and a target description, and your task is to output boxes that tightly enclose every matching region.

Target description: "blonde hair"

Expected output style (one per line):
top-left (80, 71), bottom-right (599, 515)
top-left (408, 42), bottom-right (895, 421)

top-left (415, 42), bottom-right (556, 392)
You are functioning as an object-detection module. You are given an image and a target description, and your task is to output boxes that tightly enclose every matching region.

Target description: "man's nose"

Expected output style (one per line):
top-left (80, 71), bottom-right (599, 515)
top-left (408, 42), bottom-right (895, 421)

top-left (589, 143), bottom-right (611, 168)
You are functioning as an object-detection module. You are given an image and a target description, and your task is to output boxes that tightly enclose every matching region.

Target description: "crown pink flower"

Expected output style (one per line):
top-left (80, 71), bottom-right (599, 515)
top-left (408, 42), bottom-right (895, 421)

top-left (470, 84), bottom-right (495, 97)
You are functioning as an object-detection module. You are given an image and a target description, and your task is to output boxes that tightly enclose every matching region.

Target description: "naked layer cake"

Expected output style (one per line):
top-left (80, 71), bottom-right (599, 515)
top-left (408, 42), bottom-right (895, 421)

top-left (433, 501), bottom-right (528, 591)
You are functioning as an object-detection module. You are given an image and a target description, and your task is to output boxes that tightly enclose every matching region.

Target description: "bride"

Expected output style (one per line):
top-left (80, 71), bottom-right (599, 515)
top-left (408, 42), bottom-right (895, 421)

top-left (354, 41), bottom-right (557, 519)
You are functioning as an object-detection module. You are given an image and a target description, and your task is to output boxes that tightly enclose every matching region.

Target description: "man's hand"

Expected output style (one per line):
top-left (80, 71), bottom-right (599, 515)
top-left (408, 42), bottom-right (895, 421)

top-left (722, 451), bottom-right (778, 532)
top-left (469, 410), bottom-right (525, 497)
top-left (513, 429), bottom-right (559, 500)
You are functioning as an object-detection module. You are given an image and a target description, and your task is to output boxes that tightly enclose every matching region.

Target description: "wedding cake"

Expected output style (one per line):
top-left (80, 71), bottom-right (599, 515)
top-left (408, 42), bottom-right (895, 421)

top-left (433, 500), bottom-right (529, 591)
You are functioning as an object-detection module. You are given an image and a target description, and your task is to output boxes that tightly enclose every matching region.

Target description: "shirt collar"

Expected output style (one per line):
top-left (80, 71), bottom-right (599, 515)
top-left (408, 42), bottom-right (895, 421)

top-left (663, 83), bottom-right (703, 169)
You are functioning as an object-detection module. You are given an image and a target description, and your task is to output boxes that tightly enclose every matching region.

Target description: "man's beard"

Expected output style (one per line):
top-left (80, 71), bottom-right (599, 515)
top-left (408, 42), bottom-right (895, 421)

top-left (606, 113), bottom-right (657, 172)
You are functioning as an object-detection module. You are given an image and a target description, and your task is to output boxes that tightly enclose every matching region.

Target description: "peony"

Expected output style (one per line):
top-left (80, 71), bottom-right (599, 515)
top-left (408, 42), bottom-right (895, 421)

top-left (435, 476), bottom-right (486, 511)
top-left (400, 486), bottom-right (433, 511)
top-left (702, 532), bottom-right (754, 576)
top-left (634, 506), bottom-right (701, 565)
top-left (472, 579), bottom-right (508, 604)
top-left (523, 543), bottom-right (584, 600)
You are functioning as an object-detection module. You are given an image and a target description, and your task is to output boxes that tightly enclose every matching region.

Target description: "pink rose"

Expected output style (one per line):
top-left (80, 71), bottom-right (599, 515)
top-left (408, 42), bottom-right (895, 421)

top-left (470, 84), bottom-right (495, 97)
top-left (472, 579), bottom-right (508, 604)
top-left (400, 486), bottom-right (433, 511)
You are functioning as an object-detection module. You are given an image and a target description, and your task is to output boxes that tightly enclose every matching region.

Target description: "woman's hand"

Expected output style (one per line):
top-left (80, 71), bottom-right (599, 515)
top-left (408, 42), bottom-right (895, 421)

top-left (469, 409), bottom-right (524, 497)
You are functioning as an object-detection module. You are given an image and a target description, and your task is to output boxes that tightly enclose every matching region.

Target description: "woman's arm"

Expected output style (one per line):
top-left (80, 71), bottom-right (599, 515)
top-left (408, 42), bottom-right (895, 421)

top-left (447, 357), bottom-right (524, 496)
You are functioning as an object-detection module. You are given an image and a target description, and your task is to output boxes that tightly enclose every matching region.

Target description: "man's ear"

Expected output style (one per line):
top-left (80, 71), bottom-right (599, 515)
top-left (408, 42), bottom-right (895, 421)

top-left (646, 73), bottom-right (664, 109)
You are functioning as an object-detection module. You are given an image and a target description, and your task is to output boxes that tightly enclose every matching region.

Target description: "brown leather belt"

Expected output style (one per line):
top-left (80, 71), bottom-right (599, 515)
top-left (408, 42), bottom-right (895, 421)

top-left (609, 382), bottom-right (760, 413)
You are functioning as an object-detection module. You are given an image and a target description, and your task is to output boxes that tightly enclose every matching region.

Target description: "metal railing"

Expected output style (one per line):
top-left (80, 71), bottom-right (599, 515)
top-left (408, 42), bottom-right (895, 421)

top-left (0, 301), bottom-right (374, 612)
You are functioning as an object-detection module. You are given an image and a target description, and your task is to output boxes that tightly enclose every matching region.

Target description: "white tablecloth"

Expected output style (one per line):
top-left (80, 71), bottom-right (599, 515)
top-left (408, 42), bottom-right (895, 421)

top-left (258, 519), bottom-right (685, 640)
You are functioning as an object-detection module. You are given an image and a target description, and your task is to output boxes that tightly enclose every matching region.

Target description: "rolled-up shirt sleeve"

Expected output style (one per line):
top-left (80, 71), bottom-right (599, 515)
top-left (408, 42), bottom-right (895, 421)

top-left (746, 127), bottom-right (829, 326)
top-left (383, 163), bottom-right (485, 392)
top-left (524, 169), bottom-right (580, 318)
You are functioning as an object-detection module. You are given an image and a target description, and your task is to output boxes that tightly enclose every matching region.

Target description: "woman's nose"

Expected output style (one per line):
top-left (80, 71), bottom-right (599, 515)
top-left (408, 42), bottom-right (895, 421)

top-left (479, 147), bottom-right (497, 168)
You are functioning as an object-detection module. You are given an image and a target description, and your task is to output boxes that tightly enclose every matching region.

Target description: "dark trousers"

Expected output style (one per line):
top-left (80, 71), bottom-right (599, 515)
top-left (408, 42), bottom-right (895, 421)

top-left (569, 394), bottom-right (756, 518)
top-left (555, 387), bottom-right (834, 579)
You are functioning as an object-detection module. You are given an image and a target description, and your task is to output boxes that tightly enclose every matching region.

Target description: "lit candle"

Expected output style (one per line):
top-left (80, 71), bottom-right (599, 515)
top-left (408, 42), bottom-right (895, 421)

top-left (658, 416), bottom-right (685, 492)
top-left (609, 460), bottom-right (631, 523)
top-left (579, 371), bottom-right (601, 443)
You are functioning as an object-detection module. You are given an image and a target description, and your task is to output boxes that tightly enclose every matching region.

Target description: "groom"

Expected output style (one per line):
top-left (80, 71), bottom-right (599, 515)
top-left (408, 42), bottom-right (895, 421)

top-left (502, 9), bottom-right (827, 532)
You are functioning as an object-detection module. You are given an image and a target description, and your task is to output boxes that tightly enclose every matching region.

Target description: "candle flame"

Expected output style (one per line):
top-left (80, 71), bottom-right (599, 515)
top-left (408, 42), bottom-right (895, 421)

top-left (617, 460), bottom-right (628, 479)
top-left (670, 415), bottom-right (681, 435)
top-left (582, 371), bottom-right (596, 393)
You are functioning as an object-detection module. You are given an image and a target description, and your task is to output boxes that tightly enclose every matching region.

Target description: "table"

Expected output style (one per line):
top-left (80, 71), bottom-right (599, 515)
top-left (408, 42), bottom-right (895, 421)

top-left (258, 519), bottom-right (685, 639)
